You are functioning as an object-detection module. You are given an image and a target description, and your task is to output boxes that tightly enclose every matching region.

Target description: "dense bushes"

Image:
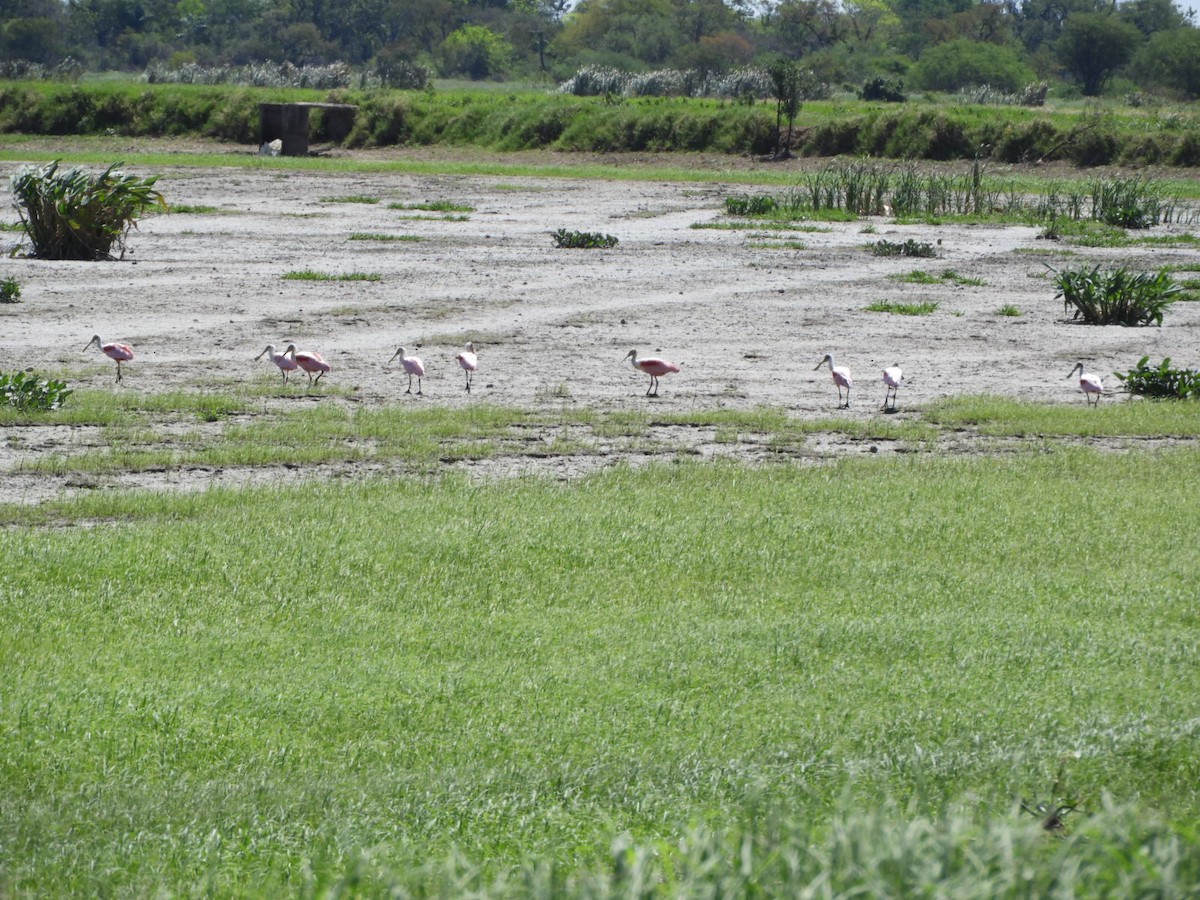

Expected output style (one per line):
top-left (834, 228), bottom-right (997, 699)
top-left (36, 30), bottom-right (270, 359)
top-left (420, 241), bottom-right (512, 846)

top-left (0, 81), bottom-right (1197, 165)
top-left (909, 40), bottom-right (1035, 94)
top-left (1053, 265), bottom-right (1181, 326)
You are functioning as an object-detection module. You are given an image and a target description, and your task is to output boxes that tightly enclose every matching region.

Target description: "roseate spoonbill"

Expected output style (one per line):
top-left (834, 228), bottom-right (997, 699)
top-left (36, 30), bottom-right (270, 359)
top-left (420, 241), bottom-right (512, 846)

top-left (456, 341), bottom-right (478, 393)
top-left (388, 346), bottom-right (425, 395)
top-left (882, 364), bottom-right (903, 411)
top-left (294, 348), bottom-right (331, 385)
top-left (255, 343), bottom-right (299, 383)
top-left (815, 353), bottom-right (852, 409)
top-left (1067, 362), bottom-right (1103, 406)
top-left (624, 349), bottom-right (680, 397)
top-left (84, 334), bottom-right (134, 382)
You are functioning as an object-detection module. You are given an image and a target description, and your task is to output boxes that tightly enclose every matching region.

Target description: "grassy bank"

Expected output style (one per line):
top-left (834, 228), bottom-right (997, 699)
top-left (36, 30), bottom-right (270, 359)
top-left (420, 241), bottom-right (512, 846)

top-left (2, 446), bottom-right (1199, 894)
top-left (3, 80), bottom-right (1200, 166)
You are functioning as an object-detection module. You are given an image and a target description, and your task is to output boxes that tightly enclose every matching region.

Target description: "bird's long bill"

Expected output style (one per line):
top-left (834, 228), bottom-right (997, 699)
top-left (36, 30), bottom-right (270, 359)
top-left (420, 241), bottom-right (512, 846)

top-left (84, 336), bottom-right (99, 351)
top-left (255, 347), bottom-right (269, 360)
top-left (1066, 364), bottom-right (1081, 379)
top-left (388, 349), bottom-right (401, 363)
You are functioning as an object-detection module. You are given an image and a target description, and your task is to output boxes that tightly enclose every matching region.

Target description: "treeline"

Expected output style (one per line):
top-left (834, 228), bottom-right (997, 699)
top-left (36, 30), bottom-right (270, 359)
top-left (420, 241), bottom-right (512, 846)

top-left (0, 0), bottom-right (1198, 99)
top-left (3, 82), bottom-right (1199, 166)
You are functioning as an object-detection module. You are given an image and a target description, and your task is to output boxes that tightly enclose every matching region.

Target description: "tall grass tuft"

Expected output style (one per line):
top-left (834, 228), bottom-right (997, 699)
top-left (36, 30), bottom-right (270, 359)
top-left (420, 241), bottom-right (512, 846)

top-left (9, 160), bottom-right (166, 260)
top-left (1053, 265), bottom-right (1181, 326)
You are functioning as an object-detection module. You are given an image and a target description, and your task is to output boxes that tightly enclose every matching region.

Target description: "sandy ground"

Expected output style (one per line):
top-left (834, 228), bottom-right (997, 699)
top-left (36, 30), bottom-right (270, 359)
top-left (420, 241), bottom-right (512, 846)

top-left (2, 144), bottom-right (1199, 501)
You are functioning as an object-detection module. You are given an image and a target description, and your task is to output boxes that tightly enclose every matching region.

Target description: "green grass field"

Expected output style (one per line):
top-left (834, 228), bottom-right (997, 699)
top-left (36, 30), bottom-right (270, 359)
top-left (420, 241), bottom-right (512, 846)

top-left (3, 393), bottom-right (1200, 893)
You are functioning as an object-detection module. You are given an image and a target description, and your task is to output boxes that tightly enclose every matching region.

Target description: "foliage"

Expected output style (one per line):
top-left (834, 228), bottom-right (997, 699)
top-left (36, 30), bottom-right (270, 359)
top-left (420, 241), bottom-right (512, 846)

top-left (725, 194), bottom-right (778, 216)
top-left (0, 371), bottom-right (71, 410)
top-left (9, 160), bottom-right (166, 261)
top-left (997, 303), bottom-right (1021, 317)
top-left (1056, 13), bottom-right (1142, 96)
top-left (1088, 175), bottom-right (1168, 229)
top-left (144, 61), bottom-right (362, 89)
top-left (871, 238), bottom-right (937, 258)
top-left (281, 269), bottom-right (382, 281)
top-left (858, 77), bottom-right (906, 102)
top-left (959, 81), bottom-right (1048, 107)
top-left (1053, 265), bottom-right (1181, 326)
top-left (551, 229), bottom-right (618, 249)
top-left (0, 277), bottom-right (20, 303)
top-left (440, 25), bottom-right (514, 81)
top-left (910, 39), bottom-right (1035, 94)
top-left (1114, 355), bottom-right (1200, 399)
top-left (1130, 28), bottom-right (1200, 100)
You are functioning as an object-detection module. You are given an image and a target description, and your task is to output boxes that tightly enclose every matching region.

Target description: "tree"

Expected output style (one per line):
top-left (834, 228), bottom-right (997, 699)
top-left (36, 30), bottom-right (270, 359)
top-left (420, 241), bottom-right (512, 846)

top-left (441, 23), bottom-right (513, 79)
top-left (1129, 26), bottom-right (1200, 97)
top-left (1056, 11), bottom-right (1141, 95)
top-left (767, 57), bottom-right (802, 158)
top-left (1117, 0), bottom-right (1190, 37)
top-left (909, 37), bottom-right (1034, 91)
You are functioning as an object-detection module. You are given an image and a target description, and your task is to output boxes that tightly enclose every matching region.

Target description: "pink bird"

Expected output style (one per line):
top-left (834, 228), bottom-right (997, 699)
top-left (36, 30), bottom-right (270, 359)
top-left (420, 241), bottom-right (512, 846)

top-left (388, 346), bottom-right (426, 395)
top-left (1067, 362), bottom-right (1103, 406)
top-left (293, 348), bottom-right (331, 386)
top-left (255, 343), bottom-right (299, 383)
top-left (84, 334), bottom-right (134, 382)
top-left (625, 349), bottom-right (680, 397)
top-left (456, 341), bottom-right (478, 393)
top-left (815, 353), bottom-right (853, 409)
top-left (882, 364), bottom-right (903, 411)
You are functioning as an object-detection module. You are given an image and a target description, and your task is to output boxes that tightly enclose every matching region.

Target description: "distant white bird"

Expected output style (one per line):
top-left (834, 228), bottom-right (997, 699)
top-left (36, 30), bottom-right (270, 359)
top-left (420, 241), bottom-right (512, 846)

top-left (456, 341), bottom-right (478, 393)
top-left (1067, 362), bottom-right (1103, 406)
top-left (256, 343), bottom-right (299, 383)
top-left (814, 353), bottom-right (852, 409)
top-left (882, 364), bottom-right (903, 411)
top-left (388, 346), bottom-right (425, 395)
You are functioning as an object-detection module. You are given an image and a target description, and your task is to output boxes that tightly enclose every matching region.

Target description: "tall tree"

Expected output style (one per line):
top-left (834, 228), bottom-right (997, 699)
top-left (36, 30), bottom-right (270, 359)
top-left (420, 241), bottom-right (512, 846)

top-left (1056, 11), bottom-right (1141, 94)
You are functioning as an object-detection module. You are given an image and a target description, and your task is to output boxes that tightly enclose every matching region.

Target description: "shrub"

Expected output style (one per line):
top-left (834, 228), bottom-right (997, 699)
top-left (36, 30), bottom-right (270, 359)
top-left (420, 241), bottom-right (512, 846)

top-left (0, 371), bottom-right (71, 410)
top-left (0, 277), bottom-right (20, 303)
top-left (859, 77), bottom-right (906, 102)
top-left (909, 39), bottom-right (1034, 94)
top-left (10, 160), bottom-right (166, 260)
top-left (1088, 175), bottom-right (1167, 229)
top-left (1053, 265), bottom-right (1181, 326)
top-left (1114, 355), bottom-right (1200, 398)
top-left (551, 229), bottom-right (618, 249)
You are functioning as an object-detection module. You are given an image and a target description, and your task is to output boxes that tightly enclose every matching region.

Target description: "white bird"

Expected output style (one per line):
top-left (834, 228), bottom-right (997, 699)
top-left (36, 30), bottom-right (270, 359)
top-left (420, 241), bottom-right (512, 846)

top-left (1067, 362), bottom-right (1103, 406)
top-left (388, 346), bottom-right (425, 395)
top-left (882, 364), bottom-right (903, 411)
top-left (456, 341), bottom-right (478, 393)
top-left (815, 353), bottom-right (853, 409)
top-left (255, 343), bottom-right (299, 383)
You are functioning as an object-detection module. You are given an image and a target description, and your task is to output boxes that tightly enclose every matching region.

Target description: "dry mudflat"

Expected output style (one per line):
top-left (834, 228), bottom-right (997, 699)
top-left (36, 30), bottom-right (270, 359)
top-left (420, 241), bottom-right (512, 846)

top-left (3, 143), bottom-right (1199, 501)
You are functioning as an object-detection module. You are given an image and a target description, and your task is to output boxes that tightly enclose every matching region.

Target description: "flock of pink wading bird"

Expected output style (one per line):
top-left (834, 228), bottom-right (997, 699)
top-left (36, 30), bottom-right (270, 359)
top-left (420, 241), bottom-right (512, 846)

top-left (84, 334), bottom-right (1107, 409)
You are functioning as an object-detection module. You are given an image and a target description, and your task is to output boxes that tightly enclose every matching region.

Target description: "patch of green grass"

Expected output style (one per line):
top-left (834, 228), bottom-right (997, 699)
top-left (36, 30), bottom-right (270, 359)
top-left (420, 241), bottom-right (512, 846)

top-left (388, 200), bottom-right (475, 213)
top-left (281, 270), bottom-right (383, 282)
top-left (317, 194), bottom-right (379, 204)
top-left (891, 269), bottom-right (943, 285)
top-left (924, 394), bottom-right (1200, 436)
top-left (747, 240), bottom-right (807, 250)
top-left (0, 221), bottom-right (24, 232)
top-left (997, 303), bottom-right (1021, 317)
top-left (1129, 233), bottom-right (1200, 248)
top-left (865, 300), bottom-right (940, 315)
top-left (347, 233), bottom-right (422, 242)
top-left (1015, 247), bottom-right (1078, 256)
top-left (168, 204), bottom-right (220, 214)
top-left (2, 449), bottom-right (1199, 893)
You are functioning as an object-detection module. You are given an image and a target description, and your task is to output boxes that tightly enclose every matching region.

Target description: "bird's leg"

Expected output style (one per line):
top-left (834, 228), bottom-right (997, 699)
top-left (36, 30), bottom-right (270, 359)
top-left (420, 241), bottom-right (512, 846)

top-left (115, 361), bottom-right (122, 383)
top-left (405, 374), bottom-right (413, 394)
top-left (416, 378), bottom-right (422, 396)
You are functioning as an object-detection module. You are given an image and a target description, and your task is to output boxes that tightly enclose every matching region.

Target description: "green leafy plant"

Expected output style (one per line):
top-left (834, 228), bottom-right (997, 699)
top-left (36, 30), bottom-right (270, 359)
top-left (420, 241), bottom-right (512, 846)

top-left (0, 277), bottom-right (20, 303)
top-left (0, 371), bottom-right (72, 410)
top-left (551, 229), bottom-right (618, 249)
top-left (725, 194), bottom-right (778, 216)
top-left (1114, 355), bottom-right (1200, 399)
top-left (871, 239), bottom-right (937, 258)
top-left (1052, 265), bottom-right (1181, 326)
top-left (9, 161), bottom-right (166, 260)
top-left (997, 304), bottom-right (1021, 317)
